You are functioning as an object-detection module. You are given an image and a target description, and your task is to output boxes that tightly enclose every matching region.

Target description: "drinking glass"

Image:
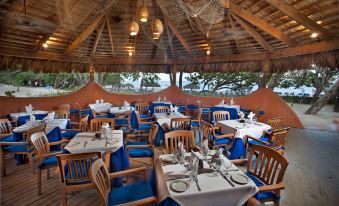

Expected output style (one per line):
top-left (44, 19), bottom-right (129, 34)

top-left (222, 159), bottom-right (233, 175)
top-left (202, 147), bottom-right (209, 160)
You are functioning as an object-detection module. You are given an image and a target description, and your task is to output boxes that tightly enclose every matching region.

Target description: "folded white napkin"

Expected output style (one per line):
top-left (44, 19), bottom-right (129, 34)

top-left (230, 98), bottom-right (234, 105)
top-left (163, 97), bottom-right (167, 102)
top-left (29, 114), bottom-right (36, 122)
top-left (221, 99), bottom-right (225, 105)
top-left (247, 112), bottom-right (255, 122)
top-left (170, 104), bottom-right (174, 112)
top-left (174, 106), bottom-right (178, 112)
top-left (25, 104), bottom-right (33, 113)
top-left (96, 100), bottom-right (100, 104)
top-left (238, 111), bottom-right (245, 120)
top-left (157, 97), bottom-right (161, 102)
top-left (220, 156), bottom-right (232, 169)
top-left (123, 100), bottom-right (130, 107)
top-left (100, 99), bottom-right (104, 103)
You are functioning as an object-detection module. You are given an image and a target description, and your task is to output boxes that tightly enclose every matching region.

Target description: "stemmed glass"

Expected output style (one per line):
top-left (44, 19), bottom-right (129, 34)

top-left (221, 158), bottom-right (233, 176)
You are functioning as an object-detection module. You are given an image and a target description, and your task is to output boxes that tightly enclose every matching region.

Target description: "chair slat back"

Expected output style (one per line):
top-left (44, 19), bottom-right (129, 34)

top-left (135, 103), bottom-right (149, 115)
top-left (55, 109), bottom-right (69, 119)
top-left (201, 120), bottom-right (213, 140)
top-left (271, 127), bottom-right (290, 151)
top-left (57, 152), bottom-right (101, 185)
top-left (165, 130), bottom-right (195, 153)
top-left (0, 119), bottom-right (12, 134)
top-left (267, 117), bottom-right (284, 131)
top-left (213, 111), bottom-right (230, 123)
top-left (30, 132), bottom-right (51, 155)
top-left (57, 104), bottom-right (70, 111)
top-left (170, 118), bottom-right (191, 131)
top-left (79, 115), bottom-right (89, 132)
top-left (90, 159), bottom-right (111, 206)
top-left (149, 124), bottom-right (159, 144)
top-left (154, 106), bottom-right (169, 113)
top-left (247, 145), bottom-right (289, 186)
top-left (90, 118), bottom-right (114, 132)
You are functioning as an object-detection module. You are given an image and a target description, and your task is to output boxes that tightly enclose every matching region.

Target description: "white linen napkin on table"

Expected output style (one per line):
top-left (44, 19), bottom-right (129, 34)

top-left (96, 100), bottom-right (100, 104)
top-left (163, 97), bottom-right (167, 102)
top-left (29, 114), bottom-right (36, 122)
top-left (44, 111), bottom-right (55, 120)
top-left (25, 104), bottom-right (33, 113)
top-left (220, 99), bottom-right (225, 105)
top-left (247, 112), bottom-right (255, 123)
top-left (230, 98), bottom-right (234, 105)
top-left (123, 100), bottom-right (130, 107)
top-left (170, 104), bottom-right (174, 112)
top-left (238, 111), bottom-right (245, 120)
top-left (157, 97), bottom-right (161, 102)
top-left (100, 99), bottom-right (104, 103)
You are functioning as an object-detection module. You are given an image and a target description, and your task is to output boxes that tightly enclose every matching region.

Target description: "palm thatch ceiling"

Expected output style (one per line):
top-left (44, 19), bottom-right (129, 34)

top-left (0, 0), bottom-right (338, 73)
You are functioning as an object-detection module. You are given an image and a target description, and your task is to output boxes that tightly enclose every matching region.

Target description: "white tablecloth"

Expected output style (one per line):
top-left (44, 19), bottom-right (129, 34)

top-left (160, 153), bottom-right (258, 206)
top-left (216, 120), bottom-right (271, 140)
top-left (110, 106), bottom-right (132, 114)
top-left (89, 103), bottom-right (112, 113)
top-left (64, 130), bottom-right (123, 154)
top-left (214, 104), bottom-right (241, 112)
top-left (154, 112), bottom-right (187, 126)
top-left (153, 101), bottom-right (172, 104)
top-left (13, 119), bottom-right (68, 134)
top-left (10, 110), bottom-right (48, 121)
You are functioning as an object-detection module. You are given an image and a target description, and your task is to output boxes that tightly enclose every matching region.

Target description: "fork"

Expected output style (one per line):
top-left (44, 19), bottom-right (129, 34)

top-left (83, 141), bottom-right (88, 148)
top-left (194, 178), bottom-right (201, 191)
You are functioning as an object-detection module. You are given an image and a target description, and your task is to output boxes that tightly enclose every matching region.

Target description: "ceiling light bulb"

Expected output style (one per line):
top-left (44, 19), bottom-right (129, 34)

top-left (128, 51), bottom-right (133, 56)
top-left (311, 32), bottom-right (318, 38)
top-left (43, 43), bottom-right (48, 48)
top-left (193, 14), bottom-right (197, 17)
top-left (206, 50), bottom-right (210, 55)
top-left (316, 20), bottom-right (322, 24)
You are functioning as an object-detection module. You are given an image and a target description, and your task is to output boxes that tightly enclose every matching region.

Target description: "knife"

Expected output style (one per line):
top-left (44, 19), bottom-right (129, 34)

top-left (220, 172), bottom-right (235, 187)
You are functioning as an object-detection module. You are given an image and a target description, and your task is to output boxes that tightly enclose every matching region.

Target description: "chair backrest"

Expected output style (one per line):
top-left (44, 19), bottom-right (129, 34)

top-left (0, 119), bottom-right (12, 134)
top-left (57, 152), bottom-right (101, 186)
top-left (270, 127), bottom-right (290, 151)
top-left (201, 120), bottom-right (213, 140)
top-left (247, 145), bottom-right (289, 186)
top-left (57, 104), bottom-right (70, 111)
top-left (165, 130), bottom-right (195, 153)
top-left (90, 118), bottom-right (114, 132)
top-left (90, 159), bottom-right (111, 206)
top-left (24, 122), bottom-right (46, 141)
top-left (149, 124), bottom-right (159, 144)
top-left (213, 111), bottom-right (230, 123)
top-left (30, 132), bottom-right (51, 155)
top-left (135, 103), bottom-right (149, 115)
top-left (154, 106), bottom-right (169, 113)
top-left (267, 117), bottom-right (284, 131)
top-left (170, 118), bottom-right (191, 131)
top-left (79, 115), bottom-right (89, 132)
top-left (55, 109), bottom-right (69, 119)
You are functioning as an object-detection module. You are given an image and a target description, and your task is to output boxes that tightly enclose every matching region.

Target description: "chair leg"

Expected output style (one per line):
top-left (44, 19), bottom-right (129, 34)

top-left (47, 168), bottom-right (51, 179)
top-left (0, 152), bottom-right (6, 177)
top-left (28, 153), bottom-right (35, 174)
top-left (62, 188), bottom-right (67, 206)
top-left (38, 169), bottom-right (42, 195)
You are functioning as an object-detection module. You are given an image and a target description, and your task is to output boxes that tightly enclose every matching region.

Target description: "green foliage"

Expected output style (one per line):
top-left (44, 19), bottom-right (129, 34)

top-left (140, 73), bottom-right (160, 90)
top-left (4, 91), bottom-right (15, 97)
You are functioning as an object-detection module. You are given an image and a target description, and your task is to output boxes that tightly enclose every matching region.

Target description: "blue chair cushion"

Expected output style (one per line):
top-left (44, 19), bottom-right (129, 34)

top-left (248, 137), bottom-right (269, 146)
top-left (214, 136), bottom-right (232, 145)
top-left (115, 119), bottom-right (129, 125)
top-left (127, 141), bottom-right (150, 146)
top-left (4, 144), bottom-right (31, 153)
top-left (39, 155), bottom-right (58, 169)
top-left (140, 114), bottom-right (150, 118)
top-left (64, 161), bottom-right (92, 185)
top-left (108, 180), bottom-right (154, 205)
top-left (128, 148), bottom-right (153, 158)
top-left (191, 121), bottom-right (200, 127)
top-left (139, 123), bottom-right (152, 131)
top-left (0, 134), bottom-right (15, 142)
top-left (202, 108), bottom-right (210, 113)
top-left (61, 130), bottom-right (79, 138)
top-left (245, 172), bottom-right (279, 201)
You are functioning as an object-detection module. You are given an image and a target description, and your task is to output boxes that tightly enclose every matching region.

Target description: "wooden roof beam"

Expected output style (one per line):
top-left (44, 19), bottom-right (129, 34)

top-left (166, 19), bottom-right (193, 56)
top-left (91, 21), bottom-right (105, 56)
top-left (105, 15), bottom-right (115, 57)
top-left (228, 1), bottom-right (297, 47)
top-left (231, 13), bottom-right (273, 52)
top-left (228, 13), bottom-right (241, 53)
top-left (264, 0), bottom-right (335, 39)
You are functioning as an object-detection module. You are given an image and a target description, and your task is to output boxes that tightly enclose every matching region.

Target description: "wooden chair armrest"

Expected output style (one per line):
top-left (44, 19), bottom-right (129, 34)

top-left (214, 133), bottom-right (234, 139)
top-left (126, 145), bottom-right (152, 149)
top-left (126, 133), bottom-right (149, 140)
top-left (0, 141), bottom-right (27, 146)
top-left (246, 135), bottom-right (270, 146)
top-left (49, 139), bottom-right (70, 146)
top-left (109, 167), bottom-right (148, 179)
top-left (9, 120), bottom-right (17, 127)
top-left (140, 121), bottom-right (155, 125)
top-left (61, 128), bottom-right (80, 132)
top-left (212, 126), bottom-right (220, 130)
top-left (231, 159), bottom-right (248, 165)
top-left (258, 182), bottom-right (285, 192)
top-left (0, 133), bottom-right (12, 138)
top-left (38, 151), bottom-right (63, 158)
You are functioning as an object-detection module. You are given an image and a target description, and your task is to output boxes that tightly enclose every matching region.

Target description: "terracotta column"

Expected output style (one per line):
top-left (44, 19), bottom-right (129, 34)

top-left (89, 65), bottom-right (95, 82)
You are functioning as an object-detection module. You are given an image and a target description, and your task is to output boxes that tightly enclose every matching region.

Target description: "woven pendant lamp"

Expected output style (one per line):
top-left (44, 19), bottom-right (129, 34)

top-left (129, 21), bottom-right (139, 36)
top-left (138, 6), bottom-right (149, 22)
top-left (151, 19), bottom-right (163, 35)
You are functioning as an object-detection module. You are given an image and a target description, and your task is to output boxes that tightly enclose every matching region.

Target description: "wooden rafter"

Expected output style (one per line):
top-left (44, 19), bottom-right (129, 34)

top-left (228, 13), bottom-right (241, 53)
top-left (166, 25), bottom-right (176, 59)
top-left (231, 13), bottom-right (273, 52)
top-left (264, 0), bottom-right (335, 39)
top-left (229, 1), bottom-right (297, 47)
top-left (166, 19), bottom-right (192, 56)
top-left (91, 21), bottom-right (105, 56)
top-left (105, 15), bottom-right (114, 57)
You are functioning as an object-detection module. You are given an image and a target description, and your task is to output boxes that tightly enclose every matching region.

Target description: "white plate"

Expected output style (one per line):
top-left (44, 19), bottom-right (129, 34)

top-left (161, 155), bottom-right (175, 163)
top-left (230, 174), bottom-right (249, 185)
top-left (170, 180), bottom-right (189, 193)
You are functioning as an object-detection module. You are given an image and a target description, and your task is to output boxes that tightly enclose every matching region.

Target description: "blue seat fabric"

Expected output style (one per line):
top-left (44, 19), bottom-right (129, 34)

top-left (245, 172), bottom-right (279, 201)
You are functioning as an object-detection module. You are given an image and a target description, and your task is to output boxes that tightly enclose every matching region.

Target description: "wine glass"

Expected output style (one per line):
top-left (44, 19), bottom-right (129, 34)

top-left (222, 159), bottom-right (233, 176)
top-left (202, 147), bottom-right (209, 160)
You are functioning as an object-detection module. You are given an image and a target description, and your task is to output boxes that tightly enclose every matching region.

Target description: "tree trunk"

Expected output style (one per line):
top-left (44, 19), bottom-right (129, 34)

top-left (268, 73), bottom-right (283, 89)
top-left (179, 71), bottom-right (183, 89)
top-left (305, 78), bottom-right (339, 114)
top-left (258, 73), bottom-right (272, 88)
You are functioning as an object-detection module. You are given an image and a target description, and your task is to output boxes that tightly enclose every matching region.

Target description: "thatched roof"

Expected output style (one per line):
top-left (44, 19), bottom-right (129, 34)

top-left (0, 0), bottom-right (338, 73)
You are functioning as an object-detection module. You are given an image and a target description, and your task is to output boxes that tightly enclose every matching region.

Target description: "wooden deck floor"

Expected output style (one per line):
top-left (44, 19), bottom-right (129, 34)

top-left (1, 128), bottom-right (338, 206)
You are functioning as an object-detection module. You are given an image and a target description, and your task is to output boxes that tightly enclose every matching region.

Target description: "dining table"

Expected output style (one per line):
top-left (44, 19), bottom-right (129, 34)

top-left (214, 104), bottom-right (241, 112)
top-left (63, 130), bottom-right (129, 187)
top-left (10, 111), bottom-right (48, 126)
top-left (154, 112), bottom-right (188, 127)
top-left (154, 152), bottom-right (258, 206)
top-left (109, 106), bottom-right (132, 116)
top-left (88, 102), bottom-right (112, 113)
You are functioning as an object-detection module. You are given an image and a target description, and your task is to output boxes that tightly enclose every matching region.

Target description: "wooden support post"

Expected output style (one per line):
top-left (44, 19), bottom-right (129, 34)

top-left (171, 64), bottom-right (177, 85)
top-left (89, 66), bottom-right (95, 82)
top-left (259, 60), bottom-right (271, 88)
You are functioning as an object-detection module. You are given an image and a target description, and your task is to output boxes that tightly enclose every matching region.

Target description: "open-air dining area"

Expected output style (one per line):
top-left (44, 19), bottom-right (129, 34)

top-left (0, 0), bottom-right (339, 206)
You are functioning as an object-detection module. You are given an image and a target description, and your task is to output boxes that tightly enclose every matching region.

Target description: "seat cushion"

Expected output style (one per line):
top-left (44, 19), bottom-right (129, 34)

top-left (214, 137), bottom-right (232, 145)
top-left (202, 108), bottom-right (210, 113)
top-left (126, 141), bottom-right (150, 146)
top-left (0, 134), bottom-right (15, 142)
top-left (191, 121), bottom-right (200, 127)
top-left (140, 114), bottom-right (150, 118)
top-left (108, 180), bottom-right (154, 205)
top-left (128, 148), bottom-right (153, 158)
top-left (139, 123), bottom-right (151, 130)
top-left (248, 137), bottom-right (269, 146)
top-left (245, 172), bottom-right (278, 201)
top-left (4, 144), bottom-right (31, 153)
top-left (61, 130), bottom-right (79, 138)
top-left (39, 155), bottom-right (58, 169)
top-left (115, 119), bottom-right (129, 125)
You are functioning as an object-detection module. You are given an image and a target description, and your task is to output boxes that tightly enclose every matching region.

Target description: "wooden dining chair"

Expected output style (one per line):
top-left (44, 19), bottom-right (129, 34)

top-left (134, 111), bottom-right (155, 134)
top-left (113, 111), bottom-right (131, 132)
top-left (134, 103), bottom-right (151, 119)
top-left (170, 117), bottom-right (191, 131)
top-left (246, 127), bottom-right (291, 155)
top-left (90, 118), bottom-right (114, 132)
top-left (0, 122), bottom-right (46, 176)
top-left (57, 104), bottom-right (71, 111)
top-left (266, 117), bottom-right (284, 131)
top-left (233, 145), bottom-right (289, 206)
top-left (61, 115), bottom-right (89, 139)
top-left (55, 109), bottom-right (70, 119)
top-left (126, 124), bottom-right (158, 165)
top-left (191, 109), bottom-right (202, 140)
top-left (201, 120), bottom-right (234, 150)
top-left (30, 132), bottom-right (68, 195)
top-left (212, 111), bottom-right (230, 125)
top-left (90, 159), bottom-right (156, 206)
top-left (0, 119), bottom-right (15, 142)
top-left (154, 106), bottom-right (169, 113)
top-left (56, 152), bottom-right (101, 206)
top-left (164, 130), bottom-right (196, 154)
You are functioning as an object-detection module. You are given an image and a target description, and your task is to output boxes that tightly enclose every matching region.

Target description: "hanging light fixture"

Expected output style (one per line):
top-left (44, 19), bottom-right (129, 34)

top-left (138, 6), bottom-right (149, 22)
top-left (152, 33), bottom-right (161, 40)
top-left (151, 19), bottom-right (164, 36)
top-left (129, 20), bottom-right (139, 36)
